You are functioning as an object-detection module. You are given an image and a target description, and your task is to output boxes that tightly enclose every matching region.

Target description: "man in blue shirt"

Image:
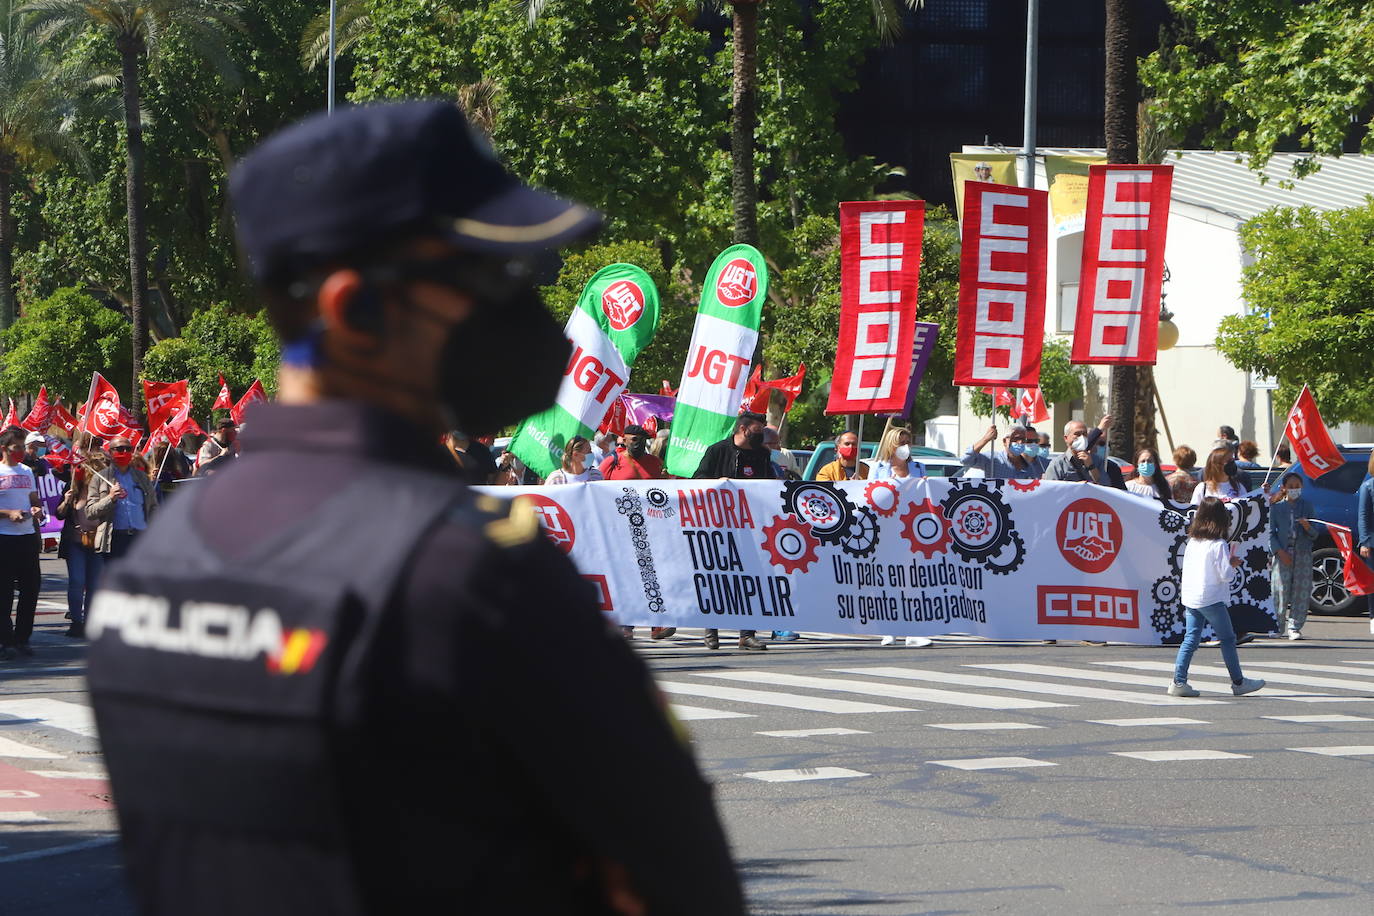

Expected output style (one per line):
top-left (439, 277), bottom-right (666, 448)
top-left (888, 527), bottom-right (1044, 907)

top-left (962, 424), bottom-right (1044, 480)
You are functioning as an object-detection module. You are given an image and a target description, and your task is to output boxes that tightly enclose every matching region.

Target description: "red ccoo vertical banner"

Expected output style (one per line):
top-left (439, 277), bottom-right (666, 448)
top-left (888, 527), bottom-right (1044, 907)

top-left (1071, 164), bottom-right (1173, 364)
top-left (953, 182), bottom-right (1049, 388)
top-left (826, 201), bottom-right (925, 415)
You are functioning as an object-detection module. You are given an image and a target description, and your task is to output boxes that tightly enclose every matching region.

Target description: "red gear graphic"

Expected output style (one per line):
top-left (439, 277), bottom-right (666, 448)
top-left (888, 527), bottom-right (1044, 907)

top-left (761, 514), bottom-right (821, 574)
top-left (863, 480), bottom-right (901, 517)
top-left (900, 499), bottom-right (951, 559)
top-left (953, 503), bottom-right (993, 543)
top-left (1008, 479), bottom-right (1041, 492)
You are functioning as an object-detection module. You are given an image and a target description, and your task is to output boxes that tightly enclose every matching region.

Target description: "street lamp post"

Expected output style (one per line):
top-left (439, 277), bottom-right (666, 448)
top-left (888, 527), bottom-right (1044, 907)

top-left (327, 0), bottom-right (337, 114)
top-left (1022, 0), bottom-right (1039, 189)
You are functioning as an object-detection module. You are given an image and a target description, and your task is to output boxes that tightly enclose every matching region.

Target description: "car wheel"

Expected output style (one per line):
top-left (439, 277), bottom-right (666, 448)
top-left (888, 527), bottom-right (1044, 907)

top-left (1310, 547), bottom-right (1361, 615)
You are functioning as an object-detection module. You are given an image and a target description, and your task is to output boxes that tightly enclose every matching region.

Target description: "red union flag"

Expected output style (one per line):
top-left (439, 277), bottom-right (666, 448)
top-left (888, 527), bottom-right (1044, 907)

top-left (981, 386), bottom-right (1016, 408)
top-left (826, 200), bottom-right (925, 414)
top-left (1284, 385), bottom-right (1343, 479)
top-left (1071, 165), bottom-right (1173, 364)
top-left (1016, 386), bottom-right (1051, 423)
top-left (1328, 523), bottom-right (1374, 596)
top-left (142, 379), bottom-right (190, 432)
top-left (231, 379), bottom-right (267, 425)
top-left (20, 386), bottom-right (55, 432)
top-left (213, 374), bottom-right (233, 410)
top-left (953, 183), bottom-right (1048, 388)
top-left (52, 402), bottom-right (78, 437)
top-left (80, 373), bottom-right (130, 439)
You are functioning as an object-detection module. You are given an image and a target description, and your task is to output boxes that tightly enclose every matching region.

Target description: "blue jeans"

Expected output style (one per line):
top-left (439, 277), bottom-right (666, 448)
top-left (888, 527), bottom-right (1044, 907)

top-left (65, 546), bottom-right (104, 625)
top-left (1173, 602), bottom-right (1244, 685)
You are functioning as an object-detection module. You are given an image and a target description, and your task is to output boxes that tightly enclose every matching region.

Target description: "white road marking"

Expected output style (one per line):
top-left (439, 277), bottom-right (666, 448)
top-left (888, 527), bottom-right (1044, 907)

top-left (755, 728), bottom-right (870, 738)
top-left (1263, 715), bottom-right (1374, 724)
top-left (669, 704), bottom-right (753, 721)
top-left (0, 699), bottom-right (97, 738)
top-left (1340, 661), bottom-right (1374, 667)
top-left (924, 722), bottom-right (1045, 731)
top-left (928, 756), bottom-right (1055, 770)
top-left (1089, 717), bottom-right (1210, 727)
top-left (1113, 750), bottom-right (1251, 761)
top-left (656, 682), bottom-right (913, 715)
top-left (0, 811), bottom-right (52, 824)
top-left (1241, 662), bottom-right (1374, 679)
top-left (966, 663), bottom-right (1312, 697)
top-left (30, 770), bottom-right (108, 780)
top-left (0, 736), bottom-right (64, 759)
top-left (1094, 660), bottom-right (1374, 694)
top-left (695, 670), bottom-right (1065, 710)
top-left (742, 767), bottom-right (869, 782)
top-left (0, 836), bottom-right (117, 864)
top-left (832, 666), bottom-right (1227, 706)
top-left (1288, 746), bottom-right (1374, 757)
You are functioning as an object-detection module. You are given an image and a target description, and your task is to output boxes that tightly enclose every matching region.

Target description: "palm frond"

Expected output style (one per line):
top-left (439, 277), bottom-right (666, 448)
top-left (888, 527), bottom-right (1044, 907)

top-left (300, 0), bottom-right (372, 71)
top-left (524, 0), bottom-right (551, 26)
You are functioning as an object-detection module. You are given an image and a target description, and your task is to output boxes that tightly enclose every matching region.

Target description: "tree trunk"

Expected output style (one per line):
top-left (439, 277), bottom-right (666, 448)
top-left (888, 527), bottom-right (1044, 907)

top-left (1134, 363), bottom-right (1159, 457)
top-left (729, 1), bottom-right (761, 246)
top-left (0, 164), bottom-right (15, 331)
top-left (119, 41), bottom-right (150, 424)
top-left (1103, 0), bottom-right (1138, 459)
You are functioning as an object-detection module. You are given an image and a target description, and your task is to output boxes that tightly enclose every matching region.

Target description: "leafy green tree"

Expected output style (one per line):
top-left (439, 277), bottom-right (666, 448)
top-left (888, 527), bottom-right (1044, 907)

top-left (0, 285), bottom-right (130, 401)
top-left (21, 0), bottom-right (244, 415)
top-left (1142, 0), bottom-right (1374, 176)
top-left (1215, 200), bottom-right (1374, 425)
top-left (0, 0), bottom-right (84, 328)
top-left (142, 301), bottom-right (278, 419)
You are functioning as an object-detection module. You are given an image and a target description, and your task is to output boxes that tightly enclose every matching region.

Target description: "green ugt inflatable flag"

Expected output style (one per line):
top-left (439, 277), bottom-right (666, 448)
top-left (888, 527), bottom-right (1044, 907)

top-left (665, 245), bottom-right (769, 477)
top-left (509, 264), bottom-right (661, 478)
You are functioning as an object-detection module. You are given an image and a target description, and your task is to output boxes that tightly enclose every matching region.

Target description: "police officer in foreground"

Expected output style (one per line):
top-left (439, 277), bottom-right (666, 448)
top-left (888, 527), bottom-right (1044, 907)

top-left (85, 102), bottom-right (745, 916)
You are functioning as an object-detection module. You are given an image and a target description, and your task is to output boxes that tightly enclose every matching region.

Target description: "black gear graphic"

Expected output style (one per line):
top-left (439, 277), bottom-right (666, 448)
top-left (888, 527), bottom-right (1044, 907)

top-left (1151, 576), bottom-right (1180, 606)
top-left (1158, 508), bottom-right (1187, 533)
top-left (939, 478), bottom-right (1026, 573)
top-left (1167, 534), bottom-right (1188, 575)
top-left (1236, 497), bottom-right (1269, 541)
top-left (781, 481), bottom-right (857, 544)
top-left (1245, 575), bottom-right (1272, 602)
top-left (840, 506), bottom-right (881, 558)
top-left (1228, 599), bottom-right (1277, 635)
top-left (1244, 546), bottom-right (1270, 573)
top-left (628, 512), bottom-right (645, 528)
top-left (646, 489), bottom-right (670, 509)
top-left (1151, 603), bottom-right (1184, 636)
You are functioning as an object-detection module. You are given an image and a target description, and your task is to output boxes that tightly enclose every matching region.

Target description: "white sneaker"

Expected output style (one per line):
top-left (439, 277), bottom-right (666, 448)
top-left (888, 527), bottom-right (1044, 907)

top-left (1201, 638), bottom-right (1220, 648)
top-left (904, 636), bottom-right (933, 648)
top-left (879, 635), bottom-right (896, 646)
top-left (1287, 628), bottom-right (1302, 641)
top-left (1167, 682), bottom-right (1200, 697)
top-left (1232, 677), bottom-right (1265, 696)
top-left (1369, 619), bottom-right (1374, 635)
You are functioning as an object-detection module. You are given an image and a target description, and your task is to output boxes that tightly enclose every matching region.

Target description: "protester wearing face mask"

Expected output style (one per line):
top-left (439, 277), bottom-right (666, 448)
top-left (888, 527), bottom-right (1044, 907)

top-left (1169, 446), bottom-right (1200, 502)
top-left (545, 436), bottom-right (603, 485)
top-left (56, 458), bottom-right (105, 639)
top-left (1127, 448), bottom-right (1172, 501)
top-left (817, 429), bottom-right (869, 481)
top-left (1215, 427), bottom-right (1253, 490)
top-left (0, 428), bottom-right (45, 659)
top-left (962, 423), bottom-right (1041, 480)
top-left (600, 424), bottom-right (666, 480)
top-left (1190, 446), bottom-right (1247, 504)
top-left (761, 426), bottom-right (799, 481)
top-left (873, 427), bottom-right (926, 479)
top-left (1021, 426), bottom-right (1049, 472)
top-left (85, 435), bottom-right (157, 560)
top-left (1270, 472), bottom-right (1315, 639)
top-left (1043, 416), bottom-right (1124, 488)
top-left (22, 431), bottom-right (52, 481)
top-left (694, 412), bottom-right (773, 481)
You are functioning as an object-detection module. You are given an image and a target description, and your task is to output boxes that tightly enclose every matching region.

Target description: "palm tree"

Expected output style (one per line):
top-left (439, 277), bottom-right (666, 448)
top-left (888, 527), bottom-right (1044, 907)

top-left (0, 0), bottom-right (82, 330)
top-left (20, 0), bottom-right (242, 419)
top-left (299, 0), bottom-right (370, 72)
top-left (529, 0), bottom-right (924, 246)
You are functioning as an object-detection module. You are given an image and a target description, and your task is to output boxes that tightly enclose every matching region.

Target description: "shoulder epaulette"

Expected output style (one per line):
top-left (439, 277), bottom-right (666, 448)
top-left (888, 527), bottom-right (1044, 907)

top-left (477, 493), bottom-right (540, 548)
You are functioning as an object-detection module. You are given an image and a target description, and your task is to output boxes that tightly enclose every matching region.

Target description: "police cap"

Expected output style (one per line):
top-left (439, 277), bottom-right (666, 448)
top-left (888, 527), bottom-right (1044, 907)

top-left (229, 101), bottom-right (601, 283)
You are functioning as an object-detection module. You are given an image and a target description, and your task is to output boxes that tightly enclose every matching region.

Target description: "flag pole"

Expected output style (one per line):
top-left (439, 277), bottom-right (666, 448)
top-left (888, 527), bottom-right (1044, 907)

top-left (1260, 386), bottom-right (1304, 493)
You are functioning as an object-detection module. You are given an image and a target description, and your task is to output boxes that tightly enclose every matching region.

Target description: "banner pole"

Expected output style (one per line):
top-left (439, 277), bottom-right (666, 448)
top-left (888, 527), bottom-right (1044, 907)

top-left (1152, 384), bottom-right (1175, 453)
top-left (855, 413), bottom-right (865, 477)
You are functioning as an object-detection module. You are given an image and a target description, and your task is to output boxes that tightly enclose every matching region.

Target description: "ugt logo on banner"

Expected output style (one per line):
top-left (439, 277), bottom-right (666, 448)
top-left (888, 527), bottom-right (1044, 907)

top-left (826, 201), bottom-right (925, 415)
top-left (953, 183), bottom-right (1048, 388)
top-left (1057, 497), bottom-right (1123, 573)
top-left (1071, 165), bottom-right (1173, 365)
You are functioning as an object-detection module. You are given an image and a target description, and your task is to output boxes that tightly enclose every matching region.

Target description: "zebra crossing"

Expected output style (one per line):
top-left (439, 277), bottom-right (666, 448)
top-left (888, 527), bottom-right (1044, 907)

top-left (655, 656), bottom-right (1374, 776)
top-left (0, 697), bottom-right (110, 823)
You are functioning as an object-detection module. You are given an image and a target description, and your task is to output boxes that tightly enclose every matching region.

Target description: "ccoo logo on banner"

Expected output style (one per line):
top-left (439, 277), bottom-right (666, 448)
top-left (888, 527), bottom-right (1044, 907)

top-left (484, 478), bottom-right (1277, 645)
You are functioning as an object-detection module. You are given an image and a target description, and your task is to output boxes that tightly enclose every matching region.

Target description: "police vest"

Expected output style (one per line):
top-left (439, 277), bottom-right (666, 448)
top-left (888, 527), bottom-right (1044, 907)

top-left (85, 466), bottom-right (466, 903)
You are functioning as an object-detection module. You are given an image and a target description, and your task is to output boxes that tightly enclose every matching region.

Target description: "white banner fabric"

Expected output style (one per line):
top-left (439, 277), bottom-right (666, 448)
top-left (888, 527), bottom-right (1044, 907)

top-left (673, 312), bottom-right (761, 416)
top-left (479, 478), bottom-right (1276, 646)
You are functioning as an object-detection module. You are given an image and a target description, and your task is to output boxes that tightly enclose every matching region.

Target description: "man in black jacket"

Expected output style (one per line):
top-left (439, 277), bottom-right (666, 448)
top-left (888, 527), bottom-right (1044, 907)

top-left (85, 101), bottom-right (744, 916)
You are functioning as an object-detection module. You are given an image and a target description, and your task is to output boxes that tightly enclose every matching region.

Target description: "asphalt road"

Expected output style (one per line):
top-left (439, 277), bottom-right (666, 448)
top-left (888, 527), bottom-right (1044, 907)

top-left (4, 553), bottom-right (1374, 914)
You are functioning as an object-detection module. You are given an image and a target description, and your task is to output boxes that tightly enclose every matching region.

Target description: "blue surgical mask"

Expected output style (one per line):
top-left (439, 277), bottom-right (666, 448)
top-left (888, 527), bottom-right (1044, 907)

top-left (582, 453), bottom-right (596, 471)
top-left (1009, 442), bottom-right (1026, 455)
top-left (771, 449), bottom-right (784, 464)
top-left (1023, 444), bottom-right (1039, 459)
top-left (33, 447), bottom-right (46, 458)
top-left (1138, 461), bottom-right (1156, 478)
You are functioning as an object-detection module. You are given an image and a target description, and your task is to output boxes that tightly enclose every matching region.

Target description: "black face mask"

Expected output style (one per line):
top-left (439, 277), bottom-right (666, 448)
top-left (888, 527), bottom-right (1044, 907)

top-left (437, 286), bottom-right (569, 435)
top-left (1223, 460), bottom-right (1238, 478)
top-left (744, 431), bottom-right (765, 450)
top-left (626, 440), bottom-right (648, 457)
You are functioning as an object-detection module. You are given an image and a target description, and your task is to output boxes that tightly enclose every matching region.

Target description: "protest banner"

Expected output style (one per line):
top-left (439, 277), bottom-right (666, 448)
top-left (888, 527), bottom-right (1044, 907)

top-left (666, 246), bottom-right (768, 477)
top-left (479, 478), bottom-right (1275, 644)
top-left (949, 153), bottom-right (1018, 224)
top-left (826, 201), bottom-right (925, 415)
top-left (1044, 155), bottom-right (1104, 236)
top-left (601, 392), bottom-right (675, 436)
top-left (1072, 164), bottom-right (1173, 364)
top-left (954, 182), bottom-right (1048, 389)
top-left (1284, 386), bottom-right (1343, 480)
top-left (889, 323), bottom-right (940, 418)
top-left (511, 263), bottom-right (662, 478)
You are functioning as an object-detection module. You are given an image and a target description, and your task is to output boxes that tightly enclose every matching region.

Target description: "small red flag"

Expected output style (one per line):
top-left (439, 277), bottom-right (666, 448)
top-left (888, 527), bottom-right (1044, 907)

top-left (1016, 387), bottom-right (1051, 424)
top-left (213, 375), bottom-right (233, 410)
top-left (746, 364), bottom-right (807, 414)
top-left (51, 403), bottom-right (79, 437)
top-left (981, 386), bottom-right (1016, 409)
top-left (79, 373), bottom-right (130, 440)
top-left (1328, 524), bottom-right (1374, 597)
top-left (1285, 386), bottom-right (1344, 479)
top-left (142, 380), bottom-right (190, 432)
top-left (20, 386), bottom-right (55, 432)
top-left (659, 380), bottom-right (677, 398)
top-left (2, 399), bottom-right (18, 429)
top-left (231, 379), bottom-right (267, 425)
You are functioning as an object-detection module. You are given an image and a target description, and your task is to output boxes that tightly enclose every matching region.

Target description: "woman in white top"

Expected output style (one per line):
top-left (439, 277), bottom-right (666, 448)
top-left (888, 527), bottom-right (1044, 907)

top-left (1126, 448), bottom-right (1172, 501)
top-left (544, 436), bottom-right (604, 485)
top-left (871, 427), bottom-right (925, 480)
top-left (1190, 446), bottom-right (1247, 504)
top-left (1168, 497), bottom-right (1265, 697)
